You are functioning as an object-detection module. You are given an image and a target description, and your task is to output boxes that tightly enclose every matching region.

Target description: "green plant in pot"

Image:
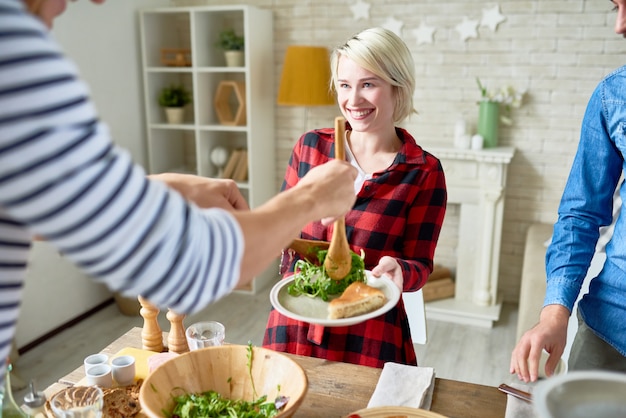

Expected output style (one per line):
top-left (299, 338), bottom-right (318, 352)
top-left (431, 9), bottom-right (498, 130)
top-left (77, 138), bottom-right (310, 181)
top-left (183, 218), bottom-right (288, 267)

top-left (215, 28), bottom-right (245, 67)
top-left (158, 84), bottom-right (192, 124)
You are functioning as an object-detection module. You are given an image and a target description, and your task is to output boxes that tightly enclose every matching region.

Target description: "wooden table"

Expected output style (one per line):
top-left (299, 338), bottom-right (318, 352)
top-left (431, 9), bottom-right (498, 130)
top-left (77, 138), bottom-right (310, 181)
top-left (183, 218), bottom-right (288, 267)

top-left (47, 327), bottom-right (507, 418)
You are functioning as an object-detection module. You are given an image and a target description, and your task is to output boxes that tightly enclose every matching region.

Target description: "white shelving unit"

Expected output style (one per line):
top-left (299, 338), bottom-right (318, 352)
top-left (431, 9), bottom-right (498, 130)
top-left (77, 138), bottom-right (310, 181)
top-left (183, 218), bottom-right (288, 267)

top-left (139, 5), bottom-right (276, 292)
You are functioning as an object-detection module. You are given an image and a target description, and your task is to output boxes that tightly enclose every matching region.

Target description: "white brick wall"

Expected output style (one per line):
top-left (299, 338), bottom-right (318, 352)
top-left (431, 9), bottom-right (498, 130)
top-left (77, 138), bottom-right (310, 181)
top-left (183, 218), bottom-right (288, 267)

top-left (173, 0), bottom-right (626, 303)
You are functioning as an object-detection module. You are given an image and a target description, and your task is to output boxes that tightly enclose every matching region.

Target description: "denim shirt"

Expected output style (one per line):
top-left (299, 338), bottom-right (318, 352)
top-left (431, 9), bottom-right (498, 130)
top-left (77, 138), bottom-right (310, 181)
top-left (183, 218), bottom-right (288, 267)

top-left (545, 65), bottom-right (626, 356)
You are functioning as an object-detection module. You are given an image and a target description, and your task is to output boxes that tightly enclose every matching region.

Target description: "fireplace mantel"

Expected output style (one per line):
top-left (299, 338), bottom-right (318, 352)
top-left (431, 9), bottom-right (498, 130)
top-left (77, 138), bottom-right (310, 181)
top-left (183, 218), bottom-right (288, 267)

top-left (425, 146), bottom-right (515, 327)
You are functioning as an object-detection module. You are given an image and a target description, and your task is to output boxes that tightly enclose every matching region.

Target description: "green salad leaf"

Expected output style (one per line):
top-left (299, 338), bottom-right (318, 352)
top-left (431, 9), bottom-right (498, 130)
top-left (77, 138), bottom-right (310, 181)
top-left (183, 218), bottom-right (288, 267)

top-left (168, 391), bottom-right (280, 418)
top-left (287, 249), bottom-right (366, 301)
top-left (166, 343), bottom-right (287, 418)
top-left (246, 342), bottom-right (257, 399)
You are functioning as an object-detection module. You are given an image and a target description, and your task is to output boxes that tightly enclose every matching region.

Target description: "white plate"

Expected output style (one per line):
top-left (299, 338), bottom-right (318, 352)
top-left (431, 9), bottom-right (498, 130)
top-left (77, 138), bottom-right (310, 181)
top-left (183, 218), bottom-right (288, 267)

top-left (344, 406), bottom-right (448, 418)
top-left (269, 271), bottom-right (401, 327)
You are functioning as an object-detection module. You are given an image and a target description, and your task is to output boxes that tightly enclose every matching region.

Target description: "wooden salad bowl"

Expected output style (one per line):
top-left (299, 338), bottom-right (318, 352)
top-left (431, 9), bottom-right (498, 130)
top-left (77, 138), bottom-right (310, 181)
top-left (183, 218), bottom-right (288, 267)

top-left (139, 345), bottom-right (308, 418)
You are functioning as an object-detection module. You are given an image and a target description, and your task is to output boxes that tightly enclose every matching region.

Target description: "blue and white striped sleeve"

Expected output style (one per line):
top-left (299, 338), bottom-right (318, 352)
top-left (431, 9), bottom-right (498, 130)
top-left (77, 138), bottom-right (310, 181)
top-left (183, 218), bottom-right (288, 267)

top-left (0, 0), bottom-right (244, 378)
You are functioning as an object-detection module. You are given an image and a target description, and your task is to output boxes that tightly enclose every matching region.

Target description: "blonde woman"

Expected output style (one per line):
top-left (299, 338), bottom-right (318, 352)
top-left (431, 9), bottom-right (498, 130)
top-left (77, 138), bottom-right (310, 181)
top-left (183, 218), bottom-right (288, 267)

top-left (264, 27), bottom-right (447, 368)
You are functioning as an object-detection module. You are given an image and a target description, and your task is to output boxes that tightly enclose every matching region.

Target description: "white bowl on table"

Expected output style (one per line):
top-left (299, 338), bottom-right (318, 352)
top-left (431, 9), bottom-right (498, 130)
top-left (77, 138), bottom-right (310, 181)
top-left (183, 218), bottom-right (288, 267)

top-left (533, 370), bottom-right (626, 418)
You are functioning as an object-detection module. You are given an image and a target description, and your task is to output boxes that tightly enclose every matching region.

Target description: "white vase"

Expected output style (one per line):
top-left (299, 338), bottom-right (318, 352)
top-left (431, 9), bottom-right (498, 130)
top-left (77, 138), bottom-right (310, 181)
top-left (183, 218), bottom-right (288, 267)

top-left (224, 50), bottom-right (244, 67)
top-left (471, 134), bottom-right (484, 150)
top-left (164, 107), bottom-right (184, 124)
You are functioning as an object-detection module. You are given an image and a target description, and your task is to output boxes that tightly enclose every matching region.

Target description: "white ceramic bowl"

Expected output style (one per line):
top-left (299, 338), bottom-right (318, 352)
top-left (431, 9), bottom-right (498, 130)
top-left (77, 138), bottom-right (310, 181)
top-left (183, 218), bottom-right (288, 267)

top-left (533, 370), bottom-right (626, 418)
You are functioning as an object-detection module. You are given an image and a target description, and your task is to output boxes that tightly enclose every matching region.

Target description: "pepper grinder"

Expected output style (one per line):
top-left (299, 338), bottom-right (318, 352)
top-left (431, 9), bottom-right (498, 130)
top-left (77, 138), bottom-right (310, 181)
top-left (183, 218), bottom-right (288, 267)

top-left (23, 379), bottom-right (46, 417)
top-left (166, 309), bottom-right (189, 354)
top-left (138, 295), bottom-right (164, 352)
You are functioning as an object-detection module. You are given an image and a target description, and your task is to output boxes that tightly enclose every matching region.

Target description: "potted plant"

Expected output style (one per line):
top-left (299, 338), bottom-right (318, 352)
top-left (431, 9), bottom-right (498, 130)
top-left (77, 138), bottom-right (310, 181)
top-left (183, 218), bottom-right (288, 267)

top-left (475, 78), bottom-right (524, 148)
top-left (215, 28), bottom-right (245, 67)
top-left (158, 84), bottom-right (192, 124)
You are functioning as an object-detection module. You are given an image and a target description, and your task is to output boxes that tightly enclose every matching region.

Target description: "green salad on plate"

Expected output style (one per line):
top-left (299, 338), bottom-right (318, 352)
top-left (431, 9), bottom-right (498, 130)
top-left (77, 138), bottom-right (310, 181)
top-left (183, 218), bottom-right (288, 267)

top-left (287, 249), bottom-right (366, 301)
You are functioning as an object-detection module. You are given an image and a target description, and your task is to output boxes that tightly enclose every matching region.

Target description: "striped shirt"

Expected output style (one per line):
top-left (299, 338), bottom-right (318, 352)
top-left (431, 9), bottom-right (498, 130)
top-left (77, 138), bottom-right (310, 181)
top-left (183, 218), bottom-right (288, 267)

top-left (0, 0), bottom-right (243, 384)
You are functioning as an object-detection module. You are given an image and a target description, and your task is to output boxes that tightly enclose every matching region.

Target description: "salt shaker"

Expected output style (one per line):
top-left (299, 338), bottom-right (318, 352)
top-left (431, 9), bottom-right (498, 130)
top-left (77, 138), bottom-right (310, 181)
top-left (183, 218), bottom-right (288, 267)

top-left (23, 380), bottom-right (46, 418)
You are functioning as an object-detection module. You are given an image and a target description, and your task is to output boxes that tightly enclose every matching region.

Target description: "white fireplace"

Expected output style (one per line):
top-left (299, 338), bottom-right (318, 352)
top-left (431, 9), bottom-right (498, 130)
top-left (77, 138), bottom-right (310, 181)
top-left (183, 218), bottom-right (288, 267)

top-left (422, 146), bottom-right (515, 327)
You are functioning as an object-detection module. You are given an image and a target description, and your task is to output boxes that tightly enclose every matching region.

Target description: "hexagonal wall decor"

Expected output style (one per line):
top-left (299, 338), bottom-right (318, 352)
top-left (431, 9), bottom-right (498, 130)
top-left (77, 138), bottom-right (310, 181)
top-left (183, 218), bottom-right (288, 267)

top-left (214, 80), bottom-right (246, 126)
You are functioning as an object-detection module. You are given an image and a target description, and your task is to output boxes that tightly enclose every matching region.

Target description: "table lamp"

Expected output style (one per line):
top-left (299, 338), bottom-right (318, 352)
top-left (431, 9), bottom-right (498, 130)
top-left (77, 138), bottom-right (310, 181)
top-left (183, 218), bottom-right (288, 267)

top-left (277, 45), bottom-right (335, 132)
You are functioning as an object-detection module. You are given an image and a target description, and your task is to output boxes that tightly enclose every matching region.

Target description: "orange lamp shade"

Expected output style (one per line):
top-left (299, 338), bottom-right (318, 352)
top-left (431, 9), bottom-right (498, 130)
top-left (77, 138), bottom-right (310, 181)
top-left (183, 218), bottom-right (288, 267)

top-left (277, 46), bottom-right (335, 106)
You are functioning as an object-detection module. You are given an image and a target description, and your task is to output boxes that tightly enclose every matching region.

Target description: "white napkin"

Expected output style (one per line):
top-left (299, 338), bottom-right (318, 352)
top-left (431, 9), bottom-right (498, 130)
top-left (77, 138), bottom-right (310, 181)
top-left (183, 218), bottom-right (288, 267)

top-left (367, 362), bottom-right (435, 410)
top-left (504, 382), bottom-right (537, 418)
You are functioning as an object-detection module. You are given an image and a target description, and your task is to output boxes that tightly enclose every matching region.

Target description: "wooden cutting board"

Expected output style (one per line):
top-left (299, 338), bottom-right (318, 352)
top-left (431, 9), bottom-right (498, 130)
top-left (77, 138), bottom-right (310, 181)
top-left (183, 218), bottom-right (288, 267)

top-left (114, 347), bottom-right (159, 381)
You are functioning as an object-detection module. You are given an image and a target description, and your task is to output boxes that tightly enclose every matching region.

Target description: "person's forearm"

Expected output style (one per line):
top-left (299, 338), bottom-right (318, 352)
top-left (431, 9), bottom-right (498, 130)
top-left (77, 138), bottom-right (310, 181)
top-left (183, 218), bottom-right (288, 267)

top-left (148, 173), bottom-right (249, 210)
top-left (231, 184), bottom-right (323, 284)
top-left (230, 159), bottom-right (357, 284)
top-left (540, 303), bottom-right (571, 326)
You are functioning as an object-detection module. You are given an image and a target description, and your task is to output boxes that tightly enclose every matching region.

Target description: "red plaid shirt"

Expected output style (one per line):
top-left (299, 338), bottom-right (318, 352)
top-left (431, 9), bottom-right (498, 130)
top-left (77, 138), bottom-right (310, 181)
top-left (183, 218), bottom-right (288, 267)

top-left (263, 126), bottom-right (447, 368)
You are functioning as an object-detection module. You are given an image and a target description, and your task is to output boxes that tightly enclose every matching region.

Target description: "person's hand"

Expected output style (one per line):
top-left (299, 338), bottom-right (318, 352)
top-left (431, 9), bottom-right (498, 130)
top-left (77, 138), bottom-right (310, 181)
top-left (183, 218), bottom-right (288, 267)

top-left (294, 160), bottom-right (357, 222)
top-left (149, 173), bottom-right (249, 211)
top-left (510, 304), bottom-right (570, 382)
top-left (26, 0), bottom-right (106, 29)
top-left (370, 256), bottom-right (403, 291)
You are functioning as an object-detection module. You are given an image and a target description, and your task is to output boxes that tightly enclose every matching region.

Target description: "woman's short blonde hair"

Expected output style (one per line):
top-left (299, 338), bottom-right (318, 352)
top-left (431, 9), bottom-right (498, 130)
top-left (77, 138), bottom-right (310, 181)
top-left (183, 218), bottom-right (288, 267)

top-left (330, 27), bottom-right (416, 123)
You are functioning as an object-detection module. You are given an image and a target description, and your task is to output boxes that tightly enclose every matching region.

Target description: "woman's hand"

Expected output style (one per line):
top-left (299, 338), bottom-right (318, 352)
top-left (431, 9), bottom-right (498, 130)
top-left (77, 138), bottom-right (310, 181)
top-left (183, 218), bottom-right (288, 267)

top-left (370, 256), bottom-right (403, 291)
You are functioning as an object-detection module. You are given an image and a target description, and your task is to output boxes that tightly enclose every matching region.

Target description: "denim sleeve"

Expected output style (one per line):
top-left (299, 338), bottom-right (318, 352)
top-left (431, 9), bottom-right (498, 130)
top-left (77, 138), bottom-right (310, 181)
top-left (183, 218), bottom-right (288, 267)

top-left (544, 76), bottom-right (623, 312)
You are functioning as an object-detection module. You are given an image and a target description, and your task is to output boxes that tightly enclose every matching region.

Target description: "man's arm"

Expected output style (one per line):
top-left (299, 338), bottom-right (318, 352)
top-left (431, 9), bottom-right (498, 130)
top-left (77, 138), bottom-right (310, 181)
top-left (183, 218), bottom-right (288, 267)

top-left (232, 159), bottom-right (357, 285)
top-left (148, 173), bottom-right (249, 211)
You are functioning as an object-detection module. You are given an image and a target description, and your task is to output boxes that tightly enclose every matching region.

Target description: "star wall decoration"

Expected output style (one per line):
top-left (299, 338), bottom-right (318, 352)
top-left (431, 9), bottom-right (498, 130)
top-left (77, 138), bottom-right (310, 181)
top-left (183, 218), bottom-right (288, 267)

top-left (347, 3), bottom-right (507, 45)
top-left (480, 4), bottom-right (506, 32)
top-left (455, 17), bottom-right (479, 42)
top-left (412, 22), bottom-right (436, 45)
top-left (381, 16), bottom-right (404, 37)
top-left (350, 0), bottom-right (370, 21)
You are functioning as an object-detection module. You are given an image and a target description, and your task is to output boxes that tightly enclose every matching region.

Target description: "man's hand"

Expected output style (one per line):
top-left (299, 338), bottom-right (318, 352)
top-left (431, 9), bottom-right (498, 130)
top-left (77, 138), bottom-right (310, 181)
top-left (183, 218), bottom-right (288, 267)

top-left (510, 304), bottom-right (570, 382)
top-left (149, 173), bottom-right (249, 211)
top-left (294, 160), bottom-right (357, 223)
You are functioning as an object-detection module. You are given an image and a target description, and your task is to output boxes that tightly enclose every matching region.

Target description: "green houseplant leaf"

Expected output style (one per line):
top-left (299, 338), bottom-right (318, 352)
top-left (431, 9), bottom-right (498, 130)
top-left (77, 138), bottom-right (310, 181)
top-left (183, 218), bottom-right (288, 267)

top-left (158, 84), bottom-right (192, 108)
top-left (215, 28), bottom-right (244, 51)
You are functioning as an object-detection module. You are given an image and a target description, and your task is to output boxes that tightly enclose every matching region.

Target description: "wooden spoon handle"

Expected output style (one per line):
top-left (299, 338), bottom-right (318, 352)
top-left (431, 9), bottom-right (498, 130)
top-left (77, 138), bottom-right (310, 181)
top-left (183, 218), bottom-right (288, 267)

top-left (324, 116), bottom-right (352, 280)
top-left (334, 116), bottom-right (345, 160)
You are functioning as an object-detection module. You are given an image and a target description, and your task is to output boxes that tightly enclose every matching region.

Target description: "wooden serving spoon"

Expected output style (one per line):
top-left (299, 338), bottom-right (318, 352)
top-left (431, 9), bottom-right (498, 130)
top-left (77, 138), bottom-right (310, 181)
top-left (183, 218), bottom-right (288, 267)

top-left (323, 116), bottom-right (353, 280)
top-left (288, 238), bottom-right (330, 264)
